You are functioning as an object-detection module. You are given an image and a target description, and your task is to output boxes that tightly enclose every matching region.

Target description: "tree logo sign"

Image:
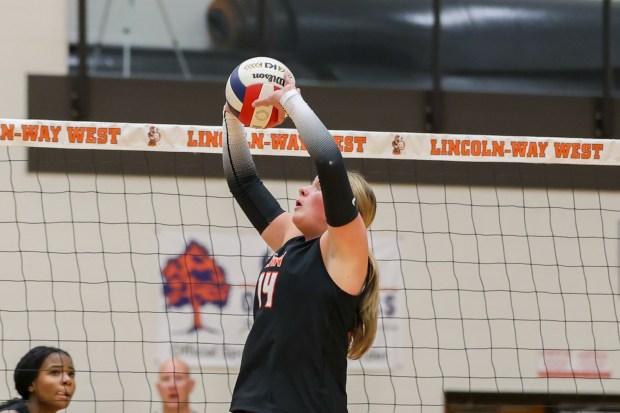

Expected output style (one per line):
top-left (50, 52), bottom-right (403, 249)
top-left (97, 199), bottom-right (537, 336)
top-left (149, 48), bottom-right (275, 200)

top-left (162, 241), bottom-right (231, 332)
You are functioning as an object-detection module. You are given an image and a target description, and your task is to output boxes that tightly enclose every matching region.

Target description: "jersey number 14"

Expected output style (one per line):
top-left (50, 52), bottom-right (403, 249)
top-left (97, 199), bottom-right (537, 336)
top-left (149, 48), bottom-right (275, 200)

top-left (257, 271), bottom-right (279, 308)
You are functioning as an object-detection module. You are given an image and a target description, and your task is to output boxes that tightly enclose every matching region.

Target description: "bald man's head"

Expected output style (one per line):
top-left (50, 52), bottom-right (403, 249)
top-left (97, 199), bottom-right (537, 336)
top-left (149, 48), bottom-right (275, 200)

top-left (156, 358), bottom-right (195, 411)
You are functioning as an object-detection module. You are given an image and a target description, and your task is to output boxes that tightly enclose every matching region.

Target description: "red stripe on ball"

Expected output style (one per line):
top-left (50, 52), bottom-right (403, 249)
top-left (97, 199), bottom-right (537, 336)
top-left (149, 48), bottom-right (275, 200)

top-left (237, 84), bottom-right (265, 127)
top-left (265, 107), bottom-right (280, 129)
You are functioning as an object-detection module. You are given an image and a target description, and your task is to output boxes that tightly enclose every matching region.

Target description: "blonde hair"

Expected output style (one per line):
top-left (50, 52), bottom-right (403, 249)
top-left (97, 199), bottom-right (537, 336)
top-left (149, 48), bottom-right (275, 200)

top-left (346, 171), bottom-right (380, 360)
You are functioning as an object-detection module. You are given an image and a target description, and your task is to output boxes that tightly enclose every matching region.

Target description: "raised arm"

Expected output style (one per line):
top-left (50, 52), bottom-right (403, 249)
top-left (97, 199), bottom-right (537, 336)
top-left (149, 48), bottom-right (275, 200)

top-left (222, 107), bottom-right (300, 251)
top-left (254, 84), bottom-right (369, 295)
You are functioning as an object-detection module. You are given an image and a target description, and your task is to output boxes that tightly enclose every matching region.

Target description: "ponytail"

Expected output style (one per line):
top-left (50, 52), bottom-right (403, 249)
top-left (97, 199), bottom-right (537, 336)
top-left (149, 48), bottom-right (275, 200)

top-left (345, 171), bottom-right (380, 360)
top-left (348, 251), bottom-right (380, 360)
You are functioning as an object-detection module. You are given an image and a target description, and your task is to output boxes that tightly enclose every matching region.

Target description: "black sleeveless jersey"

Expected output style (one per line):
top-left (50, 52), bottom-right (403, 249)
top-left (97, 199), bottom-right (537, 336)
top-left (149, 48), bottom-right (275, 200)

top-left (230, 236), bottom-right (361, 413)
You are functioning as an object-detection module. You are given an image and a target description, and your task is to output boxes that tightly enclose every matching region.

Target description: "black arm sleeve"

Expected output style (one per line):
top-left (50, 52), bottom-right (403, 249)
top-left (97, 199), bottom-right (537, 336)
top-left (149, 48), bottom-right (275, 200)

top-left (280, 90), bottom-right (358, 227)
top-left (222, 111), bottom-right (284, 234)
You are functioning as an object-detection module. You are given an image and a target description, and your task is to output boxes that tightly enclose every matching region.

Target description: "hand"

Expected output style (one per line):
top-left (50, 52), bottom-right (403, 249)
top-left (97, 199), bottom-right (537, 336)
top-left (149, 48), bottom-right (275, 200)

top-left (252, 73), bottom-right (299, 108)
top-left (224, 99), bottom-right (287, 128)
top-left (272, 104), bottom-right (289, 127)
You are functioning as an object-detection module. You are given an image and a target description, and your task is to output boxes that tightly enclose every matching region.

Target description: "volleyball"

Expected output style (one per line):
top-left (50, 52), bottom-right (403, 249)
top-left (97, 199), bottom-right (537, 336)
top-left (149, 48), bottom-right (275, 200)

top-left (225, 56), bottom-right (295, 129)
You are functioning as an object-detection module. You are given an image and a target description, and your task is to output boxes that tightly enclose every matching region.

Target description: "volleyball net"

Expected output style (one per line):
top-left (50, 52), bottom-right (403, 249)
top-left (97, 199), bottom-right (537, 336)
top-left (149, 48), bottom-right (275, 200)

top-left (0, 118), bottom-right (619, 412)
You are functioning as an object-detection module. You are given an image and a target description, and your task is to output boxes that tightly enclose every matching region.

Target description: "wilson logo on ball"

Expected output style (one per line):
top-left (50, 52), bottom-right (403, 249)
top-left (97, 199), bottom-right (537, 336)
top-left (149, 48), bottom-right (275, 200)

top-left (226, 56), bottom-right (295, 129)
top-left (252, 73), bottom-right (285, 86)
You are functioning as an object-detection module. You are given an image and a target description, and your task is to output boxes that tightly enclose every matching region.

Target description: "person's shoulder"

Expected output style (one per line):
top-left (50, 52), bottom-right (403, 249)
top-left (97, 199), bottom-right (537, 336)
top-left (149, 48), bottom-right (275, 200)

top-left (0, 400), bottom-right (28, 413)
top-left (1, 408), bottom-right (24, 413)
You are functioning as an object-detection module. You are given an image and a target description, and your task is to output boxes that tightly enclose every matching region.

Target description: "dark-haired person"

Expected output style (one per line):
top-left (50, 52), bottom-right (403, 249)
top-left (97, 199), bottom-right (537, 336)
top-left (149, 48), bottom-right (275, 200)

top-left (0, 346), bottom-right (76, 413)
top-left (222, 74), bottom-right (380, 413)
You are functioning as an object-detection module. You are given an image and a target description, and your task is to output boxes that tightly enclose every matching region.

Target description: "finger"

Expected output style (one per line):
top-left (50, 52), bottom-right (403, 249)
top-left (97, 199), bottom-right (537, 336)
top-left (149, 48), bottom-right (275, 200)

top-left (251, 99), bottom-right (267, 108)
top-left (284, 72), bottom-right (293, 84)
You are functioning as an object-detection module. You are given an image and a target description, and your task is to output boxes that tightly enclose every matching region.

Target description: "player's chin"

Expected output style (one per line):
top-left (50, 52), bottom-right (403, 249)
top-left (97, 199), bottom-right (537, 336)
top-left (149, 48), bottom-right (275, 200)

top-left (165, 401), bottom-right (181, 409)
top-left (291, 212), bottom-right (303, 228)
top-left (292, 215), bottom-right (313, 236)
top-left (51, 397), bottom-right (71, 410)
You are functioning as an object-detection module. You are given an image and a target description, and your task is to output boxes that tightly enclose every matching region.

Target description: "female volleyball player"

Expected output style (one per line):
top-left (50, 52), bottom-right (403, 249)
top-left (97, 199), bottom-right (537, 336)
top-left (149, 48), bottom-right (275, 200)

top-left (0, 346), bottom-right (76, 413)
top-left (223, 75), bottom-right (380, 413)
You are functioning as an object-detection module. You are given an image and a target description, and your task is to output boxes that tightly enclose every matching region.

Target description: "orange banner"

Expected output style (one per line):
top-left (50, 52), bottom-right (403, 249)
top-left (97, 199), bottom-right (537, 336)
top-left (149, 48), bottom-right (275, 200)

top-left (1, 118), bottom-right (618, 166)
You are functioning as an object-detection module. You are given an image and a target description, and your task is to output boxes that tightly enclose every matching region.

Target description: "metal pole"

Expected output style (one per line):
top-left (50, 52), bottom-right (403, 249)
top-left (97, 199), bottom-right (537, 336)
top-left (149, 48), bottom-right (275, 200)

top-left (426, 0), bottom-right (443, 133)
top-left (71, 0), bottom-right (90, 120)
top-left (600, 0), bottom-right (614, 138)
top-left (258, 0), bottom-right (267, 55)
